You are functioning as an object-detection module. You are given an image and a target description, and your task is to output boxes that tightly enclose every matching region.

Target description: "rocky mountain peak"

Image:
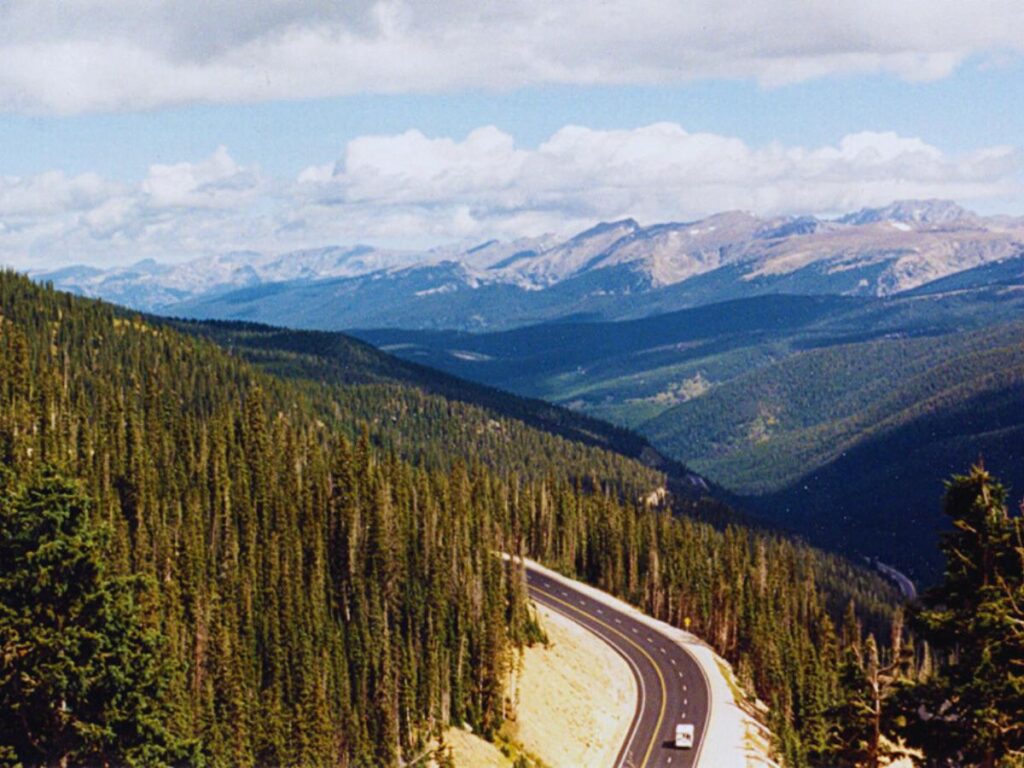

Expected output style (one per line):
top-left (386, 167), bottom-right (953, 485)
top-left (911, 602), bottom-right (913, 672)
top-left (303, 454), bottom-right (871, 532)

top-left (567, 218), bottom-right (641, 243)
top-left (840, 199), bottom-right (976, 227)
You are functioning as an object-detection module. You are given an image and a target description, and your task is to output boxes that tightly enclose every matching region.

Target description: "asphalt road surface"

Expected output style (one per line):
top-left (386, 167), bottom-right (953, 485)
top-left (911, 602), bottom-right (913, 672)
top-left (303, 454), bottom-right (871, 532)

top-left (525, 565), bottom-right (711, 768)
top-left (875, 561), bottom-right (917, 600)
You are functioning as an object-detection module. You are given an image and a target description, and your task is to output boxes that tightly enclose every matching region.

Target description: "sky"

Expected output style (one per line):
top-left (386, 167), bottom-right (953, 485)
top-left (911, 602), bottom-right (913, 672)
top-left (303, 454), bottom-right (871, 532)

top-left (2, 0), bottom-right (1024, 269)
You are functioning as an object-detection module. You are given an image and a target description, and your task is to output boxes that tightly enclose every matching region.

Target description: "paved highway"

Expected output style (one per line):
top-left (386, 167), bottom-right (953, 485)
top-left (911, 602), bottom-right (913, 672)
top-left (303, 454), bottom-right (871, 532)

top-left (525, 565), bottom-right (711, 768)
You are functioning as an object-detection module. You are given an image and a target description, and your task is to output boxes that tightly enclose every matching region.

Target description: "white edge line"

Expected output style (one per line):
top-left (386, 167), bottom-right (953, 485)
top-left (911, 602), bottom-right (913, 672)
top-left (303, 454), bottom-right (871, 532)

top-left (676, 636), bottom-right (713, 768)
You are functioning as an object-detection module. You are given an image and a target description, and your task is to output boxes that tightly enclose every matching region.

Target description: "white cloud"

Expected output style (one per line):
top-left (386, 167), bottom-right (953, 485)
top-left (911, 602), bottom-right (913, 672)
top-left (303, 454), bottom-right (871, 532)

top-left (141, 146), bottom-right (264, 209)
top-left (0, 126), bottom-right (1019, 269)
top-left (0, 149), bottom-right (277, 266)
top-left (302, 125), bottom-right (1020, 231)
top-left (0, 0), bottom-right (1023, 113)
top-left (324, 127), bottom-right (529, 205)
top-left (0, 171), bottom-right (120, 216)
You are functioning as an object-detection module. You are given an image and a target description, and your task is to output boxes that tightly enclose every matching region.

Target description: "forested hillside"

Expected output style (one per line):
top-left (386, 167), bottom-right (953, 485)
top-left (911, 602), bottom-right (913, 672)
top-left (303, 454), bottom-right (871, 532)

top-left (1, 272), bottom-right (908, 767)
top-left (645, 322), bottom-right (1024, 577)
top-left (0, 272), bottom-right (540, 766)
top-left (355, 293), bottom-right (868, 417)
top-left (645, 322), bottom-right (1024, 492)
top-left (355, 288), bottom-right (1024, 430)
top-left (169, 319), bottom-right (675, 487)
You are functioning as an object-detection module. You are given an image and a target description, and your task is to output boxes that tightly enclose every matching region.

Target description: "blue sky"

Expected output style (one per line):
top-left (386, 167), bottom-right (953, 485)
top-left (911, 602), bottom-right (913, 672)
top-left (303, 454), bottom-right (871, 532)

top-left (1, 1), bottom-right (1023, 267)
top-left (4, 62), bottom-right (1023, 183)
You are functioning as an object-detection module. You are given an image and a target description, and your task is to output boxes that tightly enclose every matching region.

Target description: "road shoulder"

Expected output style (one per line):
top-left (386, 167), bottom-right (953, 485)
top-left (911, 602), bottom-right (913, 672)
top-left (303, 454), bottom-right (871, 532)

top-left (442, 595), bottom-right (637, 768)
top-left (507, 600), bottom-right (637, 767)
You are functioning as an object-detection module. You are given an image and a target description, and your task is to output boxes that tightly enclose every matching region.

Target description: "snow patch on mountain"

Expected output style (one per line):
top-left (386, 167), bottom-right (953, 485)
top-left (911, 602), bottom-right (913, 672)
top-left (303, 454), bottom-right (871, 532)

top-left (34, 200), bottom-right (1024, 324)
top-left (839, 199), bottom-right (978, 228)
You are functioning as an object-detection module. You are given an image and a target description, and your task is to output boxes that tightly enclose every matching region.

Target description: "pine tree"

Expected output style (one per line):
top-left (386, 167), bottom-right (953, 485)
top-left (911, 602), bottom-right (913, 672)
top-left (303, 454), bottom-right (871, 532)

top-left (0, 466), bottom-right (188, 767)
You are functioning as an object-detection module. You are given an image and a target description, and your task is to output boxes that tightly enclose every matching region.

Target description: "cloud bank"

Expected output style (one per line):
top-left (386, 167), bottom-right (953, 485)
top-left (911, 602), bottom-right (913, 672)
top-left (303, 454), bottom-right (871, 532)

top-left (1, 0), bottom-right (1023, 113)
top-left (1, 125), bottom-right (1018, 268)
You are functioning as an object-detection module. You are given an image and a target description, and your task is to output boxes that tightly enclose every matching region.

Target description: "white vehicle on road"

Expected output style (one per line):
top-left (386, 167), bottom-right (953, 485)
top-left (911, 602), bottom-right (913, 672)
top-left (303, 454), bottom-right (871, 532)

top-left (674, 723), bottom-right (694, 749)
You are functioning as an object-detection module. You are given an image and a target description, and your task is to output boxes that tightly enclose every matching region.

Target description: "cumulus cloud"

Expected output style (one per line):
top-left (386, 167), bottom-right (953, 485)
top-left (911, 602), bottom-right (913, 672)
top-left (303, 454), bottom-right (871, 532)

top-left (0, 0), bottom-right (1023, 112)
top-left (0, 171), bottom-right (120, 217)
top-left (0, 148), bottom-right (277, 266)
top-left (0, 126), bottom-right (1019, 268)
top-left (141, 146), bottom-right (265, 209)
top-left (301, 125), bottom-right (1020, 233)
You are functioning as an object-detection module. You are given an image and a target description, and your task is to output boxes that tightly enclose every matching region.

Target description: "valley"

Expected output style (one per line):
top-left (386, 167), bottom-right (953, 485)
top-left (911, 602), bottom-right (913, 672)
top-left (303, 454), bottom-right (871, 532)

top-left (36, 201), bottom-right (1024, 580)
top-left (356, 291), bottom-right (1024, 579)
top-left (6, 2), bottom-right (1024, 763)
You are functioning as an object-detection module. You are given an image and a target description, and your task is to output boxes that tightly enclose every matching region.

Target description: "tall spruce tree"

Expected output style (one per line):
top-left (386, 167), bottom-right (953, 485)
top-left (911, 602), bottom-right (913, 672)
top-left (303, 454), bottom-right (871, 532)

top-left (909, 465), bottom-right (1024, 767)
top-left (0, 466), bottom-right (187, 767)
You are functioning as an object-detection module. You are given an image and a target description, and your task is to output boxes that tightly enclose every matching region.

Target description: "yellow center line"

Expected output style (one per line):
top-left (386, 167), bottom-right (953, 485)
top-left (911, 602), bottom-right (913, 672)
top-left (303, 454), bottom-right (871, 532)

top-left (530, 584), bottom-right (668, 768)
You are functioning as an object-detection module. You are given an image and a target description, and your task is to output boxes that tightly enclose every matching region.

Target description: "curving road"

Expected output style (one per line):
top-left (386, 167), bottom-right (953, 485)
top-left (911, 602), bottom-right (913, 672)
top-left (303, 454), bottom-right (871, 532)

top-left (874, 561), bottom-right (917, 600)
top-left (525, 565), bottom-right (711, 768)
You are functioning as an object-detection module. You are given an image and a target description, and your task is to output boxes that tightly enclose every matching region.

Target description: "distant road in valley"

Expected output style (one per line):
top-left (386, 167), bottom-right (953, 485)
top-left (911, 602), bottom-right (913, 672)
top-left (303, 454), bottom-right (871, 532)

top-left (874, 561), bottom-right (918, 600)
top-left (525, 565), bottom-right (711, 768)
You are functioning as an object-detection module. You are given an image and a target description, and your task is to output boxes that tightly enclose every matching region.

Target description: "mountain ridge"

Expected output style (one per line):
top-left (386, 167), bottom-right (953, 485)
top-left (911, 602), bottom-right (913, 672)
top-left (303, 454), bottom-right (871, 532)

top-left (35, 199), bottom-right (1024, 331)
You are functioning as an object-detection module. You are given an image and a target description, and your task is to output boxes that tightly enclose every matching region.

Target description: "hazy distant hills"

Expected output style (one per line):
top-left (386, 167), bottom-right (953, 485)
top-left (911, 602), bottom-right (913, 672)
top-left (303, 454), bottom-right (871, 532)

top-left (37, 199), bottom-right (1024, 331)
top-left (641, 320), bottom-right (1024, 572)
top-left (355, 288), bottom-right (1024, 426)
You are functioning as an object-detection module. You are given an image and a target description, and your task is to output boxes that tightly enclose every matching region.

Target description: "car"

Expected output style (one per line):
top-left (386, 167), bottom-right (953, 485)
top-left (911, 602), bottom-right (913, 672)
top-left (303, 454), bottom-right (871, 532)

top-left (674, 723), bottom-right (694, 749)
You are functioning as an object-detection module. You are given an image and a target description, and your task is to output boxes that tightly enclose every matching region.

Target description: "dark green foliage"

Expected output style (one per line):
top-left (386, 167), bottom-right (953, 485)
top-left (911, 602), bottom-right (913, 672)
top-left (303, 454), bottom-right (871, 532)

top-left (0, 274), bottom-right (532, 765)
top-left (512, 487), bottom-right (902, 768)
top-left (173, 318), bottom-right (657, 465)
top-left (355, 294), bottom-right (863, 416)
top-left (644, 321), bottom-right (1024, 579)
top-left (360, 292), bottom-right (1024, 580)
top-left (906, 466), bottom-right (1024, 767)
top-left (0, 467), bottom-right (188, 767)
top-left (827, 610), bottom-right (916, 767)
top-left (644, 322), bottom-right (1024, 494)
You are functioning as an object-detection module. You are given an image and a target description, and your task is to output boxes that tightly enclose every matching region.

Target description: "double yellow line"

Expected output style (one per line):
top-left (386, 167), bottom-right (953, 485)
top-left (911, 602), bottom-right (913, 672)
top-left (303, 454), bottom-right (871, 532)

top-left (530, 585), bottom-right (668, 768)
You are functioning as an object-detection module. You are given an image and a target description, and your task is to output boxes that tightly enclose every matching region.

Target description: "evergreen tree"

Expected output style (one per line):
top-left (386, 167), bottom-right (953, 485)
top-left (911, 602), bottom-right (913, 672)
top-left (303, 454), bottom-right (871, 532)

top-left (829, 612), bottom-right (912, 767)
top-left (909, 465), bottom-right (1024, 767)
top-left (0, 466), bottom-right (188, 767)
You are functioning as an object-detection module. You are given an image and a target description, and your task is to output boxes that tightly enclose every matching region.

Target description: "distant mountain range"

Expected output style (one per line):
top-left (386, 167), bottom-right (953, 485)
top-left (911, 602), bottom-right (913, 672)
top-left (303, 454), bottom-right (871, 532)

top-left (36, 199), bottom-right (1024, 331)
top-left (30, 198), bottom-right (1024, 581)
